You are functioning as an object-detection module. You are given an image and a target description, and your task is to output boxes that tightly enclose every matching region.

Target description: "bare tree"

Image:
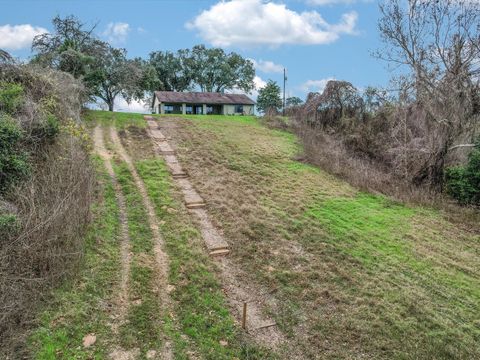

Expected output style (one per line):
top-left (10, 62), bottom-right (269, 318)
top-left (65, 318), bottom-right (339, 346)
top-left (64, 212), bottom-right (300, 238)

top-left (0, 49), bottom-right (13, 64)
top-left (377, 0), bottom-right (480, 187)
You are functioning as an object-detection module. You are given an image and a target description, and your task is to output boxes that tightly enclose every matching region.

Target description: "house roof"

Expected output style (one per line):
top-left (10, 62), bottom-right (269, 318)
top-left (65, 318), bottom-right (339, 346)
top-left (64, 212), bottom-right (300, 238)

top-left (154, 91), bottom-right (255, 105)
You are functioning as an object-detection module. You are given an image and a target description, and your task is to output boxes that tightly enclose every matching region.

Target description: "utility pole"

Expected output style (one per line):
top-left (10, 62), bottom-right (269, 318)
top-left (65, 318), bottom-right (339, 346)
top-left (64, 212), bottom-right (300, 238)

top-left (282, 68), bottom-right (287, 117)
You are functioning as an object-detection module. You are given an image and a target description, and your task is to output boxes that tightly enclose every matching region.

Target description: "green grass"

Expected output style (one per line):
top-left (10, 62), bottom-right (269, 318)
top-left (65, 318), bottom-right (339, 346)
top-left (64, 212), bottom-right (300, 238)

top-left (135, 158), bottom-right (273, 360)
top-left (112, 161), bottom-right (164, 357)
top-left (31, 110), bottom-right (479, 359)
top-left (83, 110), bottom-right (147, 129)
top-left (156, 114), bottom-right (480, 359)
top-left (29, 156), bottom-right (121, 359)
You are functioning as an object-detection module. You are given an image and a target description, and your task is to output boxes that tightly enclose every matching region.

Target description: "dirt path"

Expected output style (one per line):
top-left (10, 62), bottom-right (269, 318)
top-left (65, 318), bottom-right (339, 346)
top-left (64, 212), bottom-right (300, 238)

top-left (109, 127), bottom-right (173, 360)
top-left (145, 117), bottom-right (294, 355)
top-left (93, 126), bottom-right (134, 357)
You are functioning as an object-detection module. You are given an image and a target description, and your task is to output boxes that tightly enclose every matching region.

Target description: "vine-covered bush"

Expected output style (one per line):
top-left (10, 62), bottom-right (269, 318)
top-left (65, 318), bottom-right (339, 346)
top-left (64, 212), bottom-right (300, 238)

top-left (0, 60), bottom-right (93, 357)
top-left (0, 82), bottom-right (24, 114)
top-left (445, 140), bottom-right (480, 205)
top-left (0, 115), bottom-right (30, 193)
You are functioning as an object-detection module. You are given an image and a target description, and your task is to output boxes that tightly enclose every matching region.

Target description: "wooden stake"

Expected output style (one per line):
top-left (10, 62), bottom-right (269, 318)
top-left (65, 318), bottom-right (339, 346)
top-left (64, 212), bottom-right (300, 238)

top-left (242, 302), bottom-right (247, 330)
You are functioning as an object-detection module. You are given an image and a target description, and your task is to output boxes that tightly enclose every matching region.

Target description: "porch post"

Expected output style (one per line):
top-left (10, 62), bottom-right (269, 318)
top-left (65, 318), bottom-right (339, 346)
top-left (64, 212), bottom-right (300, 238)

top-left (160, 103), bottom-right (165, 115)
top-left (202, 104), bottom-right (207, 115)
top-left (182, 103), bottom-right (186, 115)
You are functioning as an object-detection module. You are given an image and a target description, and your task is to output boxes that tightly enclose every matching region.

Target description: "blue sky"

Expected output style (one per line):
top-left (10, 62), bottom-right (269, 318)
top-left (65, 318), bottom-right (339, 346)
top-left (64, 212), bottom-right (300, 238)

top-left (0, 0), bottom-right (391, 110)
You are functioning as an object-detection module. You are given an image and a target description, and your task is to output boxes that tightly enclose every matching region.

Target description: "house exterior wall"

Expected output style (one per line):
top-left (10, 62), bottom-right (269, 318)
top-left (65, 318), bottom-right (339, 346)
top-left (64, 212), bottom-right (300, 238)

top-left (243, 105), bottom-right (254, 115)
top-left (223, 104), bottom-right (254, 115)
top-left (153, 95), bottom-right (254, 115)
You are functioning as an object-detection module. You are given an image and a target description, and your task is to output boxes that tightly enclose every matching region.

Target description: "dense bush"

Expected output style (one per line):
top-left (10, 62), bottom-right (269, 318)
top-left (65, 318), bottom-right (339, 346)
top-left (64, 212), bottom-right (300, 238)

top-left (0, 82), bottom-right (24, 113)
top-left (0, 61), bottom-right (93, 357)
top-left (0, 115), bottom-right (30, 193)
top-left (445, 142), bottom-right (480, 205)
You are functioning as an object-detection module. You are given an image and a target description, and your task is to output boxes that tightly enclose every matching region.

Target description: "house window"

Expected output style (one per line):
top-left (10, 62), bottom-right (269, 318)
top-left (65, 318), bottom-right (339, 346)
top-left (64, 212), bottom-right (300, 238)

top-left (234, 105), bottom-right (243, 114)
top-left (186, 105), bottom-right (193, 114)
top-left (164, 105), bottom-right (174, 114)
top-left (207, 106), bottom-right (213, 114)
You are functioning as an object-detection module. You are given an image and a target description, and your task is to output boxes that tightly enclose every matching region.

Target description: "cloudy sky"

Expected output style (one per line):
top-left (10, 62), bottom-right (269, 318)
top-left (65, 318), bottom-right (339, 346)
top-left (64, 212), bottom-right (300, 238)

top-left (0, 0), bottom-right (389, 111)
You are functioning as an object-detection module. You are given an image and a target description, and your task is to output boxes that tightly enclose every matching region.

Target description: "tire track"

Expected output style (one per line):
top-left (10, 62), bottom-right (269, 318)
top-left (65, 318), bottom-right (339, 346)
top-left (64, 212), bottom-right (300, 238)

top-left (109, 127), bottom-right (173, 360)
top-left (92, 126), bottom-right (133, 355)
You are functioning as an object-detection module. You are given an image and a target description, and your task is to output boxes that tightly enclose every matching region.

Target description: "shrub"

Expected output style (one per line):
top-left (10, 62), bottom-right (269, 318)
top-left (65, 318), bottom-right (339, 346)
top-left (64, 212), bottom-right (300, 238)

top-left (30, 113), bottom-right (60, 143)
top-left (0, 213), bottom-right (18, 238)
top-left (0, 115), bottom-right (30, 194)
top-left (445, 141), bottom-right (480, 205)
top-left (0, 82), bottom-right (24, 114)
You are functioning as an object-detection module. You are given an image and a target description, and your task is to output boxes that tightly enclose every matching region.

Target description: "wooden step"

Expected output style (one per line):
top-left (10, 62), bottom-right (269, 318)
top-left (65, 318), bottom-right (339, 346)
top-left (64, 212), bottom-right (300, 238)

top-left (173, 173), bottom-right (188, 179)
top-left (186, 202), bottom-right (206, 209)
top-left (164, 155), bottom-right (178, 164)
top-left (158, 142), bottom-right (174, 155)
top-left (147, 120), bottom-right (157, 128)
top-left (150, 129), bottom-right (166, 141)
top-left (209, 248), bottom-right (230, 257)
top-left (168, 163), bottom-right (187, 178)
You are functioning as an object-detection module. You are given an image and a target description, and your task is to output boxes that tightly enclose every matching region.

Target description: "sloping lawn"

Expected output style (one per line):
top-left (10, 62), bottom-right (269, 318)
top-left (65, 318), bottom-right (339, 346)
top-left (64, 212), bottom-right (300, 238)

top-left (158, 114), bottom-right (480, 359)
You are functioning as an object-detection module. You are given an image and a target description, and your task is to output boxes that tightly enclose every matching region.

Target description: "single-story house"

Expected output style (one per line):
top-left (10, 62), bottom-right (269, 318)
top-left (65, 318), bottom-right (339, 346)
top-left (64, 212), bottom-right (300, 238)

top-left (152, 91), bottom-right (255, 115)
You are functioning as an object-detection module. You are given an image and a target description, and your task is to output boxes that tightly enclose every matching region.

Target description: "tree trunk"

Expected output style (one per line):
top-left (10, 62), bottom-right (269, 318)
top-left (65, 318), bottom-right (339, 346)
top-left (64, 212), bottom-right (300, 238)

top-left (108, 101), bottom-right (114, 112)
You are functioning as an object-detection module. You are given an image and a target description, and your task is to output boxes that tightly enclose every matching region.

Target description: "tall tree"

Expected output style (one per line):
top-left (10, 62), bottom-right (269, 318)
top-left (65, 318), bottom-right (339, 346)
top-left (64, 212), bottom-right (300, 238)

top-left (149, 50), bottom-right (192, 92)
top-left (187, 45), bottom-right (255, 93)
top-left (86, 46), bottom-right (146, 111)
top-left (256, 80), bottom-right (282, 116)
top-left (32, 15), bottom-right (103, 79)
top-left (285, 96), bottom-right (304, 108)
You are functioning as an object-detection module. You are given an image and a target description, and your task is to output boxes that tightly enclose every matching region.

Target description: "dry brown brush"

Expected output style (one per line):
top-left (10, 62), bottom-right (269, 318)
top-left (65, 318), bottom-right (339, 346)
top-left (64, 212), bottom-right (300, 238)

top-left (0, 61), bottom-right (94, 356)
top-left (289, 78), bottom-right (479, 213)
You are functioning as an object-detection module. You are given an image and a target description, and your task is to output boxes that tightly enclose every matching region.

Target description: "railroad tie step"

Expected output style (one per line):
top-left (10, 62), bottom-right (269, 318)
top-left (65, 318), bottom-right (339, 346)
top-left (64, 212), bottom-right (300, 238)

top-left (164, 155), bottom-right (178, 164)
top-left (150, 130), bottom-right (166, 141)
top-left (147, 120), bottom-right (157, 128)
top-left (209, 248), bottom-right (230, 257)
top-left (186, 201), bottom-right (206, 209)
top-left (158, 142), bottom-right (175, 155)
top-left (168, 163), bottom-right (188, 179)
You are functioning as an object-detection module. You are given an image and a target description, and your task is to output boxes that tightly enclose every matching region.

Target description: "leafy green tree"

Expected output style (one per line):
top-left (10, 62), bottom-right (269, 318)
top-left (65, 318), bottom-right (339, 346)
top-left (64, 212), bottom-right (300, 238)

top-left (86, 46), bottom-right (148, 111)
top-left (149, 50), bottom-right (192, 92)
top-left (285, 96), bottom-right (304, 108)
top-left (187, 45), bottom-right (255, 93)
top-left (256, 80), bottom-right (282, 116)
top-left (32, 15), bottom-right (104, 79)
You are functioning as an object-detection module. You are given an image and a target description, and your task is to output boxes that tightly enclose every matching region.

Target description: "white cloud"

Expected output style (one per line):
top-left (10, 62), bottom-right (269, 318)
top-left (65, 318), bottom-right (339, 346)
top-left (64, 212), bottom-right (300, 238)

top-left (254, 75), bottom-right (267, 90)
top-left (300, 78), bottom-right (335, 93)
top-left (187, 0), bottom-right (358, 47)
top-left (250, 59), bottom-right (284, 73)
top-left (226, 75), bottom-right (266, 99)
top-left (115, 97), bottom-right (148, 113)
top-left (103, 22), bottom-right (130, 43)
top-left (0, 24), bottom-right (48, 50)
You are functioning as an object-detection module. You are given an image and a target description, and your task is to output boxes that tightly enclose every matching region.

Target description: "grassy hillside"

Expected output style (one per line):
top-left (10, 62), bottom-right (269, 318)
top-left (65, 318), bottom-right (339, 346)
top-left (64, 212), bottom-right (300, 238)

top-left (156, 113), bottom-right (480, 359)
top-left (31, 110), bottom-right (479, 359)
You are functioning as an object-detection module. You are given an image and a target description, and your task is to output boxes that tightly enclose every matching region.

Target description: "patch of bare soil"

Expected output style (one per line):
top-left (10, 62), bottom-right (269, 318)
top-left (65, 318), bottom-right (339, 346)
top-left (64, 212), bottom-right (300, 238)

top-left (93, 126), bottom-right (132, 342)
top-left (109, 127), bottom-right (173, 360)
top-left (145, 117), bottom-right (303, 357)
